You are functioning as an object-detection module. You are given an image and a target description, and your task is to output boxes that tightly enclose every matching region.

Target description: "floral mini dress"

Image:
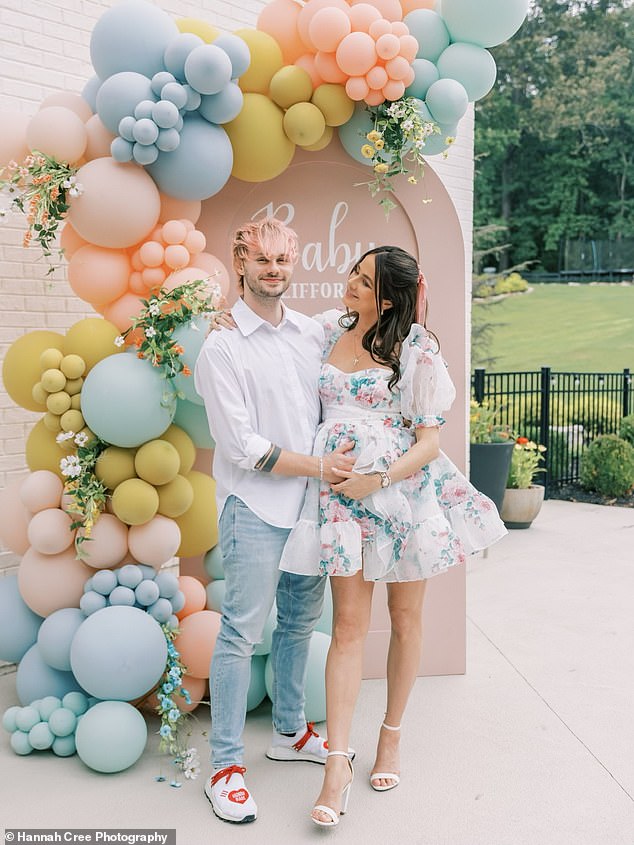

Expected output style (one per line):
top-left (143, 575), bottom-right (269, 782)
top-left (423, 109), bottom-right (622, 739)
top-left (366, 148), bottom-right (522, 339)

top-left (279, 310), bottom-right (506, 582)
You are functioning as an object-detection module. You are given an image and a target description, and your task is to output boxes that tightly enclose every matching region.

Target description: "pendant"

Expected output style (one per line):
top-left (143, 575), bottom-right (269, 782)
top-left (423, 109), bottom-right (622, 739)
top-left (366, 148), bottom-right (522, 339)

top-left (352, 356), bottom-right (359, 367)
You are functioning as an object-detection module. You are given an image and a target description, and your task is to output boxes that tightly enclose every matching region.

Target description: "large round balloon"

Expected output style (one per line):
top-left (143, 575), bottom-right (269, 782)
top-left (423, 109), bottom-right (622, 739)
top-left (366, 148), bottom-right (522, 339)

top-left (62, 317), bottom-right (122, 372)
top-left (68, 158), bottom-right (160, 249)
top-left (26, 107), bottom-right (88, 164)
top-left (25, 420), bottom-right (65, 478)
top-left (16, 644), bottom-right (84, 706)
top-left (2, 330), bottom-right (64, 412)
top-left (81, 353), bottom-right (175, 448)
top-left (174, 471), bottom-right (218, 557)
top-left (0, 575), bottom-right (42, 663)
top-left (225, 93), bottom-right (294, 182)
top-left (338, 103), bottom-right (375, 165)
top-left (18, 547), bottom-right (93, 617)
top-left (436, 42), bottom-right (497, 102)
top-left (75, 700), bottom-right (148, 773)
top-left (84, 115), bottom-right (116, 161)
top-left (78, 513), bottom-right (129, 570)
top-left (37, 607), bottom-right (85, 672)
top-left (90, 0), bottom-right (179, 79)
top-left (70, 605), bottom-right (167, 700)
top-left (0, 110), bottom-right (29, 169)
top-left (160, 424), bottom-right (196, 474)
top-left (95, 71), bottom-right (156, 134)
top-left (257, 0), bottom-right (305, 64)
top-left (171, 316), bottom-right (207, 404)
top-left (403, 9), bottom-right (450, 62)
top-left (173, 398), bottom-right (215, 449)
top-left (0, 477), bottom-right (31, 555)
top-left (68, 245), bottom-right (131, 307)
top-left (147, 114), bottom-right (233, 201)
top-left (441, 0), bottom-right (529, 48)
top-left (234, 29), bottom-right (284, 94)
top-left (173, 609), bottom-right (221, 678)
top-left (265, 630), bottom-right (331, 722)
top-left (425, 78), bottom-right (469, 124)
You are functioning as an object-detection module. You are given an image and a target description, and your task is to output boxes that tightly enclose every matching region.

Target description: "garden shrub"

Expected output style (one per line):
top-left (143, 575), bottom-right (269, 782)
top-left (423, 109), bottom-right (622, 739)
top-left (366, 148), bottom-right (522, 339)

top-left (619, 413), bottom-right (634, 447)
top-left (579, 434), bottom-right (634, 497)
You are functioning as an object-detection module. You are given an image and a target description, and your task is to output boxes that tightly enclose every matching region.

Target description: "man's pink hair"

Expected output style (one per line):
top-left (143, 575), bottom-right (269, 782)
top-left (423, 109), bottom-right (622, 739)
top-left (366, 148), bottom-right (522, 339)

top-left (231, 218), bottom-right (299, 285)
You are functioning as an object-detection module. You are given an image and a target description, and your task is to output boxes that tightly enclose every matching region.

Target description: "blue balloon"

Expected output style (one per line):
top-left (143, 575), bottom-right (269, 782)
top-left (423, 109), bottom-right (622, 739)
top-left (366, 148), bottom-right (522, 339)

top-left (48, 706), bottom-right (77, 737)
top-left (29, 721), bottom-right (55, 750)
top-left (70, 606), bottom-right (167, 701)
top-left (2, 705), bottom-right (21, 733)
top-left (173, 396), bottom-right (215, 448)
top-left (155, 571), bottom-right (179, 598)
top-left (37, 607), bottom-right (85, 672)
top-left (151, 71), bottom-right (176, 96)
top-left (134, 99), bottom-right (156, 120)
top-left (52, 734), bottom-right (77, 757)
top-left (133, 118), bottom-right (159, 144)
top-left (169, 590), bottom-right (185, 614)
top-left (156, 128), bottom-right (181, 152)
top-left (15, 706), bottom-right (40, 732)
top-left (92, 569), bottom-right (118, 595)
top-left (147, 597), bottom-right (173, 623)
top-left (203, 544), bottom-right (224, 580)
top-left (404, 9), bottom-right (450, 62)
top-left (111, 137), bottom-right (134, 162)
top-left (90, 0), bottom-right (179, 80)
top-left (172, 316), bottom-right (207, 404)
top-left (338, 104), bottom-right (375, 166)
top-left (160, 83), bottom-right (188, 111)
top-left (441, 0), bottom-right (529, 49)
top-left (163, 32), bottom-right (204, 82)
top-left (117, 564), bottom-right (143, 589)
top-left (79, 590), bottom-right (107, 616)
top-left (16, 644), bottom-right (83, 706)
top-left (108, 585), bottom-right (136, 606)
top-left (82, 76), bottom-right (101, 113)
top-left (81, 353), bottom-right (175, 448)
top-left (265, 631), bottom-right (330, 723)
top-left (37, 696), bottom-right (62, 721)
top-left (184, 45), bottom-right (232, 96)
top-left (11, 730), bottom-right (34, 755)
top-left (405, 58), bottom-right (439, 101)
top-left (118, 115), bottom-right (137, 141)
top-left (246, 655), bottom-right (267, 711)
top-left (135, 579), bottom-right (160, 606)
top-left (421, 123), bottom-right (458, 156)
top-left (213, 34), bottom-right (251, 79)
top-left (152, 99), bottom-right (180, 128)
top-left (96, 71), bottom-right (155, 134)
top-left (0, 574), bottom-right (42, 663)
top-left (62, 691), bottom-right (90, 716)
top-left (205, 579), bottom-right (225, 613)
top-left (75, 700), bottom-right (147, 773)
top-left (425, 78), bottom-right (469, 124)
top-left (133, 142), bottom-right (159, 165)
top-left (147, 113), bottom-right (233, 200)
top-left (182, 84), bottom-right (202, 112)
top-left (436, 42), bottom-right (497, 102)
top-left (199, 83), bottom-right (244, 125)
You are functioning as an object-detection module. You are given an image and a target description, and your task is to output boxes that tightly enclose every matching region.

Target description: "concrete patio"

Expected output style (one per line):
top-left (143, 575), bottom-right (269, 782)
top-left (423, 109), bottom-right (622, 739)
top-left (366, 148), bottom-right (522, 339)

top-left (1, 498), bottom-right (633, 845)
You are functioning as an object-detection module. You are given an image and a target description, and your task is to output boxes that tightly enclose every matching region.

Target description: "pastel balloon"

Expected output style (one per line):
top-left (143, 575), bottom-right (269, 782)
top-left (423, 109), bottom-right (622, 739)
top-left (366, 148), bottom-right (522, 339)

top-left (18, 546), bottom-right (93, 617)
top-left (348, 3), bottom-right (382, 32)
top-left (83, 115), bottom-right (115, 162)
top-left (173, 398), bottom-right (215, 449)
top-left (314, 51), bottom-right (348, 85)
top-left (301, 124), bottom-right (334, 151)
top-left (205, 579), bottom-right (225, 613)
top-left (25, 420), bottom-right (65, 478)
top-left (382, 79), bottom-right (405, 101)
top-left (147, 114), bottom-right (233, 201)
top-left (20, 470), bottom-right (63, 514)
top-left (175, 17), bottom-right (219, 43)
top-left (81, 353), bottom-right (174, 448)
top-left (135, 439), bottom-right (180, 485)
top-left (403, 9), bottom-right (449, 62)
top-left (297, 0), bottom-right (350, 50)
top-left (37, 607), bottom-right (85, 671)
top-left (0, 575), bottom-right (42, 663)
top-left (176, 575), bottom-right (208, 620)
top-left (425, 77), bottom-right (469, 123)
top-left (385, 56), bottom-right (411, 81)
top-left (95, 71), bottom-right (155, 135)
top-left (27, 508), bottom-right (75, 555)
top-left (376, 33), bottom-right (400, 61)
top-left (174, 471), bottom-right (218, 557)
top-left (234, 29), bottom-right (283, 94)
top-left (257, 0), bottom-right (305, 64)
top-left (161, 424), bottom-right (196, 474)
top-left (309, 8), bottom-right (351, 54)
top-left (171, 316), bottom-right (208, 404)
top-left (345, 76), bottom-right (371, 102)
top-left (269, 66), bottom-right (313, 110)
top-left (159, 194), bottom-right (201, 224)
top-left (283, 102), bottom-right (326, 146)
top-left (75, 700), bottom-right (148, 773)
top-left (338, 103), bottom-right (375, 164)
top-left (40, 91), bottom-right (93, 122)
top-left (225, 93), bottom-right (294, 182)
top-left (198, 83), bottom-right (244, 125)
top-left (405, 58), bottom-right (439, 100)
top-left (0, 110), bottom-right (29, 169)
top-left (82, 76), bottom-right (101, 112)
top-left (68, 245), bottom-right (131, 306)
top-left (68, 158), bottom-right (160, 249)
top-left (78, 513), bottom-right (128, 570)
top-left (128, 515), bottom-right (181, 566)
top-left (402, 0), bottom-right (436, 10)
top-left (16, 644), bottom-right (83, 706)
top-left (26, 107), bottom-right (88, 164)
top-left (90, 0), bottom-right (178, 79)
top-left (294, 53), bottom-right (324, 89)
top-left (184, 44), bottom-right (233, 95)
top-left (0, 478), bottom-right (31, 556)
top-left (2, 330), bottom-right (64, 412)
top-left (436, 42), bottom-right (497, 101)
top-left (62, 317), bottom-right (122, 373)
top-left (420, 120), bottom-right (458, 155)
top-left (203, 544), bottom-right (224, 581)
top-left (163, 32), bottom-right (204, 81)
top-left (190, 253), bottom-right (231, 296)
top-left (265, 631), bottom-right (330, 722)
top-left (213, 33), bottom-right (251, 78)
top-left (336, 32), bottom-right (377, 76)
top-left (173, 609), bottom-right (221, 678)
top-left (441, 0), bottom-right (529, 48)
top-left (112, 478), bottom-right (160, 526)
top-left (101, 292), bottom-right (146, 332)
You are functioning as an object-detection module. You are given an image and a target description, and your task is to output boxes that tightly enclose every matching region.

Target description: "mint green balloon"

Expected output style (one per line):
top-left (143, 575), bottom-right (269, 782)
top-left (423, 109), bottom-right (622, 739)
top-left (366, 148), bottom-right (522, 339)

top-left (404, 10), bottom-right (450, 63)
top-left (441, 0), bottom-right (529, 48)
top-left (405, 59), bottom-right (439, 101)
top-left (205, 579), bottom-right (225, 613)
top-left (314, 581), bottom-right (333, 636)
top-left (203, 544), bottom-right (224, 580)
top-left (29, 721), bottom-right (54, 750)
top-left (254, 603), bottom-right (276, 657)
top-left (52, 734), bottom-right (77, 757)
top-left (421, 121), bottom-right (458, 156)
top-left (75, 701), bottom-right (147, 773)
top-left (437, 42), bottom-right (497, 102)
top-left (425, 78), bottom-right (468, 124)
top-left (265, 631), bottom-right (330, 723)
top-left (173, 398), bottom-right (214, 449)
top-left (338, 104), bottom-right (375, 166)
top-left (172, 316), bottom-right (208, 405)
top-left (246, 655), bottom-right (267, 712)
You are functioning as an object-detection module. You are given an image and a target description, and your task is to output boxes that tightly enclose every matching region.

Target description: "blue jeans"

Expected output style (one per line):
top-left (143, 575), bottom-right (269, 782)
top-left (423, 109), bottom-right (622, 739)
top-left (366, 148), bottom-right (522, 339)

top-left (210, 496), bottom-right (325, 768)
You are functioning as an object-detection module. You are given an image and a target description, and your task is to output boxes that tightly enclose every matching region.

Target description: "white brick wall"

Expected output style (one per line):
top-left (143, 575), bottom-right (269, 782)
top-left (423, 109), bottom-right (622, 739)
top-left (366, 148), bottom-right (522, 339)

top-left (0, 0), bottom-right (474, 555)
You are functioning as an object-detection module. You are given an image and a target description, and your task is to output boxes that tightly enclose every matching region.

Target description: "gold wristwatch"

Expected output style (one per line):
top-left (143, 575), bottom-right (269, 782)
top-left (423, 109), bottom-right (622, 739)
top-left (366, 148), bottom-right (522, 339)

top-left (375, 470), bottom-right (391, 489)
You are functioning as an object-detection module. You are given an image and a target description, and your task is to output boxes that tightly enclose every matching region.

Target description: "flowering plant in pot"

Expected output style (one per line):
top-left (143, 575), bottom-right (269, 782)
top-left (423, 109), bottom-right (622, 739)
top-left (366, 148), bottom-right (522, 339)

top-left (501, 437), bottom-right (547, 529)
top-left (469, 400), bottom-right (515, 512)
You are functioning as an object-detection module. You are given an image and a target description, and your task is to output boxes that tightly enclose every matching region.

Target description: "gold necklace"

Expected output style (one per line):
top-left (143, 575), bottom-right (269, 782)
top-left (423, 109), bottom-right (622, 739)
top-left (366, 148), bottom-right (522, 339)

top-left (351, 332), bottom-right (363, 367)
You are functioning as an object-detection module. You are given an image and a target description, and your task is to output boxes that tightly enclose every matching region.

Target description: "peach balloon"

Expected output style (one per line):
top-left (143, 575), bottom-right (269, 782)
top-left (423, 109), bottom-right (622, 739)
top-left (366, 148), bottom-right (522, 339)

top-left (390, 21), bottom-right (409, 36)
top-left (139, 241), bottom-right (165, 268)
top-left (40, 92), bottom-right (93, 122)
top-left (18, 546), bottom-right (94, 617)
top-left (184, 230), bottom-right (206, 255)
top-left (376, 33), bottom-right (400, 60)
top-left (382, 78), bottom-right (405, 100)
top-left (336, 32), bottom-right (378, 76)
top-left (78, 512), bottom-right (128, 570)
top-left (163, 265), bottom-right (224, 306)
top-left (84, 115), bottom-right (116, 161)
top-left (26, 107), bottom-right (88, 164)
top-left (161, 220), bottom-right (188, 244)
top-left (309, 8), bottom-right (351, 54)
top-left (182, 252), bottom-right (229, 293)
top-left (173, 610), bottom-right (221, 678)
top-left (176, 575), bottom-right (207, 620)
top-left (164, 244), bottom-right (190, 270)
top-left (348, 2), bottom-right (382, 32)
top-left (386, 55), bottom-right (411, 80)
top-left (294, 54), bottom-right (324, 89)
top-left (352, 0), bottom-right (402, 21)
top-left (60, 223), bottom-right (88, 260)
top-left (402, 65), bottom-right (416, 87)
top-left (0, 477), bottom-right (31, 555)
top-left (368, 19), bottom-right (392, 39)
top-left (346, 76), bottom-right (371, 101)
top-left (20, 470), bottom-right (63, 513)
top-left (297, 0), bottom-right (350, 50)
top-left (27, 508), bottom-right (75, 555)
top-left (127, 515), bottom-right (181, 568)
top-left (178, 674), bottom-right (207, 712)
top-left (68, 244), bottom-right (131, 306)
top-left (0, 110), bottom-right (29, 169)
top-left (314, 52), bottom-right (348, 84)
top-left (365, 88), bottom-right (386, 105)
top-left (158, 194), bottom-right (201, 224)
top-left (141, 267), bottom-right (166, 289)
top-left (367, 65), bottom-right (389, 90)
top-left (102, 292), bottom-right (146, 332)
top-left (399, 34), bottom-right (419, 62)
top-left (257, 0), bottom-right (306, 64)
top-left (68, 159), bottom-right (160, 249)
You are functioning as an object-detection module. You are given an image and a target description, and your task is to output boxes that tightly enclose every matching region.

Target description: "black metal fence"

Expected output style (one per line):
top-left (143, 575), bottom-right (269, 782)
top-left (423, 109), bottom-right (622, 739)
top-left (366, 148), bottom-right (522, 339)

top-left (472, 367), bottom-right (633, 495)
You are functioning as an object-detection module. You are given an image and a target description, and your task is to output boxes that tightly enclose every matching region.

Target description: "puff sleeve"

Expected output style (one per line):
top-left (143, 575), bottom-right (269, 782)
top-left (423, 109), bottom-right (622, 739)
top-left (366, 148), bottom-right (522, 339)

top-left (312, 309), bottom-right (346, 360)
top-left (399, 324), bottom-right (456, 428)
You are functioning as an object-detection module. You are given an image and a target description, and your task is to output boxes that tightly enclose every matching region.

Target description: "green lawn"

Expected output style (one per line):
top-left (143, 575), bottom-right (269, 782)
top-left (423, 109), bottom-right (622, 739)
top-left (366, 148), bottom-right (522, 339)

top-left (472, 283), bottom-right (634, 372)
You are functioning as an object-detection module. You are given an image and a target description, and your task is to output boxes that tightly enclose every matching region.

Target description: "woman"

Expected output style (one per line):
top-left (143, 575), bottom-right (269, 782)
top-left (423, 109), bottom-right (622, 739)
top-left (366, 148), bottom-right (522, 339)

top-left (277, 246), bottom-right (506, 827)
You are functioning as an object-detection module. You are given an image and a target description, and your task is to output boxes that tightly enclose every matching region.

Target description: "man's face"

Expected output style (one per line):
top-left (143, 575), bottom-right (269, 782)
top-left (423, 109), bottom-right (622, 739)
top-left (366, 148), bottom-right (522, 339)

top-left (241, 244), bottom-right (293, 302)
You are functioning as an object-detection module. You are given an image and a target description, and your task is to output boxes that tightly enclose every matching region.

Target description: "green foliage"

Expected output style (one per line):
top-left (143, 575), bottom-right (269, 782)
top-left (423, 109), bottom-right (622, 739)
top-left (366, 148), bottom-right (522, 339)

top-left (579, 434), bottom-right (634, 496)
top-left (619, 413), bottom-right (634, 446)
top-left (469, 400), bottom-right (515, 443)
top-left (507, 437), bottom-right (547, 489)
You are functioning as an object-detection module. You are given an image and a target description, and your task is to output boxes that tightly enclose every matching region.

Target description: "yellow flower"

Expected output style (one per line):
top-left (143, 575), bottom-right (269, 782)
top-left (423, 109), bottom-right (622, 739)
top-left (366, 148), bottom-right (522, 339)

top-left (374, 139), bottom-right (385, 150)
top-left (408, 175), bottom-right (418, 185)
top-left (374, 163), bottom-right (389, 174)
top-left (361, 144), bottom-right (375, 159)
top-left (366, 130), bottom-right (381, 142)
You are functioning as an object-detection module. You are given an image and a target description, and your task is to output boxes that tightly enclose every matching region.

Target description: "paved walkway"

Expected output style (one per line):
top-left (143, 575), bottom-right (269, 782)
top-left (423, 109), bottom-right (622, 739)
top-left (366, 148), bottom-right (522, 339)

top-left (1, 499), bottom-right (633, 845)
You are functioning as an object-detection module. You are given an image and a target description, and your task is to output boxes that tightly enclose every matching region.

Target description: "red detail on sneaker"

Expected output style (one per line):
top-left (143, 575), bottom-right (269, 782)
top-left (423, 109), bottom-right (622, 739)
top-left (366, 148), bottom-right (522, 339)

top-left (211, 765), bottom-right (247, 787)
top-left (293, 722), bottom-right (320, 752)
top-left (229, 788), bottom-right (249, 804)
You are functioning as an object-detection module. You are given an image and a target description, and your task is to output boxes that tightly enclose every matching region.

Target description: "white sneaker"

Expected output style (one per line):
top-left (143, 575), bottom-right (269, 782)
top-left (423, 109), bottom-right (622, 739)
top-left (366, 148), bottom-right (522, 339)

top-left (266, 722), bottom-right (355, 764)
top-left (204, 765), bottom-right (257, 824)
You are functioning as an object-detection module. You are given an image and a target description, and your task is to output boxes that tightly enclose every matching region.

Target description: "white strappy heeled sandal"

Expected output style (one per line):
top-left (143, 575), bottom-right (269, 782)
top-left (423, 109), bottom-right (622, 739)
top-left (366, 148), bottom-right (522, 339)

top-left (311, 751), bottom-right (354, 827)
top-left (369, 722), bottom-right (401, 792)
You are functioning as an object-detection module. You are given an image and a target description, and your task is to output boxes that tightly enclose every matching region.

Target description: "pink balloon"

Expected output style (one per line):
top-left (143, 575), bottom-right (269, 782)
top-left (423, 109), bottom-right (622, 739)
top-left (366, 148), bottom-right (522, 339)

top-left (128, 514), bottom-right (181, 567)
top-left (18, 546), bottom-right (93, 617)
top-left (297, 0), bottom-right (350, 50)
top-left (348, 3), bottom-right (382, 32)
top-left (84, 115), bottom-right (116, 162)
top-left (183, 255), bottom-right (230, 297)
top-left (141, 267), bottom-right (166, 289)
top-left (102, 292), bottom-right (146, 332)
top-left (27, 508), bottom-right (75, 555)
top-left (129, 271), bottom-right (148, 294)
top-left (399, 34), bottom-right (419, 62)
top-left (309, 8), bottom-right (351, 54)
top-left (163, 265), bottom-right (224, 307)
top-left (402, 65), bottom-right (416, 87)
top-left (364, 89), bottom-right (386, 106)
top-left (68, 159), bottom-right (160, 249)
top-left (130, 250), bottom-right (144, 271)
top-left (26, 107), bottom-right (87, 164)
top-left (60, 223), bottom-right (88, 260)
top-left (164, 244), bottom-right (190, 270)
top-left (0, 110), bottom-right (29, 169)
top-left (258, 0), bottom-right (306, 64)
top-left (0, 477), bottom-right (31, 555)
top-left (294, 53), bottom-right (324, 88)
top-left (139, 241), bottom-right (165, 268)
top-left (382, 78), bottom-right (405, 100)
top-left (376, 33), bottom-right (400, 60)
top-left (176, 575), bottom-right (207, 620)
top-left (40, 92), bottom-right (93, 122)
top-left (352, 0), bottom-right (402, 21)
top-left (20, 471), bottom-right (63, 513)
top-left (161, 220), bottom-right (188, 245)
top-left (173, 610), bottom-right (221, 678)
top-left (366, 65), bottom-right (389, 90)
top-left (68, 244), bottom-right (131, 306)
top-left (314, 51), bottom-right (348, 84)
top-left (158, 194), bottom-right (201, 225)
top-left (390, 20), bottom-right (409, 35)
top-left (336, 32), bottom-right (377, 76)
top-left (368, 19), bottom-right (392, 39)
top-left (346, 76), bottom-right (371, 101)
top-left (78, 512), bottom-right (128, 570)
top-left (181, 218), bottom-right (196, 233)
top-left (386, 55), bottom-right (411, 80)
top-left (142, 673), bottom-right (207, 714)
top-left (184, 229), bottom-right (206, 255)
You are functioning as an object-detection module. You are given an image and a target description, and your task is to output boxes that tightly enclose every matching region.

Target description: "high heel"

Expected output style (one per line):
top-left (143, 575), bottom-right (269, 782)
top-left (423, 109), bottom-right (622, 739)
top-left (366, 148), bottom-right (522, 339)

top-left (311, 751), bottom-right (354, 828)
top-left (369, 722), bottom-right (401, 792)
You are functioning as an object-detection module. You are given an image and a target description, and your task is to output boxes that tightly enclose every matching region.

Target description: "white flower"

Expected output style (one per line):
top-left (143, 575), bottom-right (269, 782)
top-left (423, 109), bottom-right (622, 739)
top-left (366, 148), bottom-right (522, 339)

top-left (68, 184), bottom-right (83, 198)
top-left (56, 431), bottom-right (75, 443)
top-left (60, 455), bottom-right (81, 478)
top-left (62, 176), bottom-right (77, 189)
top-left (401, 119), bottom-right (414, 132)
top-left (414, 139), bottom-right (425, 149)
top-left (74, 432), bottom-right (89, 446)
top-left (148, 301), bottom-right (161, 316)
top-left (145, 326), bottom-right (157, 338)
top-left (183, 765), bottom-right (200, 780)
top-left (114, 335), bottom-right (125, 347)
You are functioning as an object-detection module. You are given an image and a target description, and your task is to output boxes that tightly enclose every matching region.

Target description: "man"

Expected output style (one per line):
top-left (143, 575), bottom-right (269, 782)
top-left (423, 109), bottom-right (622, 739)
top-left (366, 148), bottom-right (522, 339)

top-left (194, 217), bottom-right (354, 825)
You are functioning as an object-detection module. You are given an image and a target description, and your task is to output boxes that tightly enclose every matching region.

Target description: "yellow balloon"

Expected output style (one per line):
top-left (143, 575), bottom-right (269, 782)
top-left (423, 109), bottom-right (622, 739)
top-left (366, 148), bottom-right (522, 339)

top-left (176, 17), bottom-right (220, 42)
top-left (41, 369), bottom-right (66, 393)
top-left (283, 101), bottom-right (325, 146)
top-left (311, 84), bottom-right (355, 127)
top-left (175, 471), bottom-right (218, 557)
top-left (60, 354), bottom-right (86, 380)
top-left (157, 474), bottom-right (195, 518)
top-left (135, 440), bottom-right (180, 486)
top-left (46, 391), bottom-right (72, 415)
top-left (40, 348), bottom-right (63, 371)
top-left (2, 330), bottom-right (64, 411)
top-left (301, 124), bottom-right (334, 151)
top-left (61, 317), bottom-right (122, 373)
top-left (25, 419), bottom-right (64, 478)
top-left (65, 377), bottom-right (84, 396)
top-left (32, 382), bottom-right (48, 406)
top-left (226, 93), bottom-right (295, 182)
top-left (160, 425), bottom-right (196, 474)
top-left (269, 65), bottom-right (313, 109)
top-left (235, 29), bottom-right (283, 94)
top-left (43, 412), bottom-right (62, 433)
top-left (95, 446), bottom-right (137, 490)
top-left (111, 478), bottom-right (159, 526)
top-left (60, 409), bottom-right (85, 433)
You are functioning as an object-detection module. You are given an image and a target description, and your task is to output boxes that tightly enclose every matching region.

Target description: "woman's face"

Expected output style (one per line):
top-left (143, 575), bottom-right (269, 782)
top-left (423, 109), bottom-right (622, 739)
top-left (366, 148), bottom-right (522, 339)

top-left (343, 253), bottom-right (379, 322)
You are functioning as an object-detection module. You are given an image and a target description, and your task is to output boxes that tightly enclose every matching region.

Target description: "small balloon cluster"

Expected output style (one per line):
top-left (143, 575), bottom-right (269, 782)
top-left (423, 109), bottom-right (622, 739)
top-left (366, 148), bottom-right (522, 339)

top-left (129, 219), bottom-right (207, 293)
top-left (2, 692), bottom-right (92, 758)
top-left (33, 349), bottom-right (88, 439)
top-left (81, 565), bottom-right (184, 627)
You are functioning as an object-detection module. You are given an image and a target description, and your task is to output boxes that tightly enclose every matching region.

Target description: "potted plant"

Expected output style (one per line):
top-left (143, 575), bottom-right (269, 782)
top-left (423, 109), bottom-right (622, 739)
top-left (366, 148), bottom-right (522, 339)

top-left (500, 437), bottom-right (547, 528)
top-left (469, 400), bottom-right (515, 512)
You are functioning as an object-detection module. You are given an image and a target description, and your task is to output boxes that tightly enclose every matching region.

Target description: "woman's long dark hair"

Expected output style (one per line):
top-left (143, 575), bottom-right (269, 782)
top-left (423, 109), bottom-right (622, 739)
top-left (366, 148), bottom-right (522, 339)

top-left (339, 246), bottom-right (433, 391)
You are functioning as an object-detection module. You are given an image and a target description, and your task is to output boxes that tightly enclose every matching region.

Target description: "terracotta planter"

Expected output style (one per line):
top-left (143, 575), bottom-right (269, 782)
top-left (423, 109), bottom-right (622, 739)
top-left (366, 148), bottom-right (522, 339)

top-left (500, 484), bottom-right (545, 529)
top-left (469, 442), bottom-right (514, 513)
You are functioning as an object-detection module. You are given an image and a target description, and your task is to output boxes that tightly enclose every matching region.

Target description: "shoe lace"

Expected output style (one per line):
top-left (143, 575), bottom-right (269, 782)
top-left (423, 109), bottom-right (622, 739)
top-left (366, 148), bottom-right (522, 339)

top-left (293, 721), bottom-right (319, 752)
top-left (211, 765), bottom-right (246, 786)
